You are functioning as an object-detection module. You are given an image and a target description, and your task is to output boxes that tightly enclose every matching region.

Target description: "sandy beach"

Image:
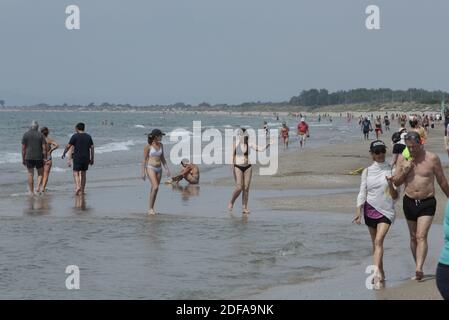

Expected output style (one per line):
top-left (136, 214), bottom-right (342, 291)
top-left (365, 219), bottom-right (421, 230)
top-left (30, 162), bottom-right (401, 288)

top-left (215, 118), bottom-right (447, 300)
top-left (1, 110), bottom-right (446, 299)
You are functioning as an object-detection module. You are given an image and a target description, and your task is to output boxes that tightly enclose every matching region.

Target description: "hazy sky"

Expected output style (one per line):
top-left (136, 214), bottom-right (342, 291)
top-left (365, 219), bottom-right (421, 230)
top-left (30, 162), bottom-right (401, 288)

top-left (1, 0), bottom-right (448, 105)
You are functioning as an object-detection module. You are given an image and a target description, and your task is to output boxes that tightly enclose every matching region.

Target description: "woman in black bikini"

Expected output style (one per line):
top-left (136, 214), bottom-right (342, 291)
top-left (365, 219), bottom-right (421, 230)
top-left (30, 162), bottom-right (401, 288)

top-left (38, 127), bottom-right (59, 193)
top-left (228, 128), bottom-right (271, 214)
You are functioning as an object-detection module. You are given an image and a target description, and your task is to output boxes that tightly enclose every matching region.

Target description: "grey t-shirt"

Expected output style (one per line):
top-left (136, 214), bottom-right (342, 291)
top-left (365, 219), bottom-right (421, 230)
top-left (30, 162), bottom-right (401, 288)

top-left (21, 129), bottom-right (44, 160)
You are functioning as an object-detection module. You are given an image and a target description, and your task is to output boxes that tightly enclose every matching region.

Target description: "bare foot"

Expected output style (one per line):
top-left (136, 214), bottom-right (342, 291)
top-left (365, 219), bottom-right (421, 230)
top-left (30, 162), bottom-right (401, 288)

top-left (412, 271), bottom-right (424, 281)
top-left (227, 203), bottom-right (233, 211)
top-left (75, 188), bottom-right (82, 196)
top-left (148, 209), bottom-right (156, 215)
top-left (242, 208), bottom-right (250, 214)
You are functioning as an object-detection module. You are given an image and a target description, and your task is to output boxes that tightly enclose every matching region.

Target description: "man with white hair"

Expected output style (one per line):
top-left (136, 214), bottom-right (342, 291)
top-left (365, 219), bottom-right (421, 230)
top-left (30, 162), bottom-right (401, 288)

top-left (297, 117), bottom-right (310, 148)
top-left (21, 120), bottom-right (47, 195)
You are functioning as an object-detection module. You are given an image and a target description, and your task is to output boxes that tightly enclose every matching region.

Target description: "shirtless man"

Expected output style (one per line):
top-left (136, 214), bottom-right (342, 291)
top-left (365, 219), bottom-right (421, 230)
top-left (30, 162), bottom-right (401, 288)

top-left (392, 131), bottom-right (449, 280)
top-left (170, 159), bottom-right (199, 184)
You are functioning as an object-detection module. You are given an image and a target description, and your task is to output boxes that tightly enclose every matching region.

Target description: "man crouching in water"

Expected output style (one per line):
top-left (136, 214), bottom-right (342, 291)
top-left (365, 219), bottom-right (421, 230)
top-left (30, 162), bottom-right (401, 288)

top-left (391, 131), bottom-right (449, 281)
top-left (169, 159), bottom-right (199, 185)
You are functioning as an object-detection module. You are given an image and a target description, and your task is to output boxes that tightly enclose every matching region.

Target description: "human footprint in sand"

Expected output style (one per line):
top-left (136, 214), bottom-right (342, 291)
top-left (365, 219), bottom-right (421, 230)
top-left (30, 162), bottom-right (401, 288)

top-left (228, 128), bottom-right (273, 214)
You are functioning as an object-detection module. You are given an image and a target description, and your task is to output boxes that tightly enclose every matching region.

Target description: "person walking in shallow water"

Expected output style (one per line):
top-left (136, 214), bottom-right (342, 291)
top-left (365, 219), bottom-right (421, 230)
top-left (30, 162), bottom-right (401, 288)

top-left (38, 127), bottom-right (59, 193)
top-left (21, 120), bottom-right (47, 195)
top-left (354, 140), bottom-right (398, 288)
top-left (62, 123), bottom-right (94, 195)
top-left (141, 129), bottom-right (171, 215)
top-left (228, 128), bottom-right (272, 214)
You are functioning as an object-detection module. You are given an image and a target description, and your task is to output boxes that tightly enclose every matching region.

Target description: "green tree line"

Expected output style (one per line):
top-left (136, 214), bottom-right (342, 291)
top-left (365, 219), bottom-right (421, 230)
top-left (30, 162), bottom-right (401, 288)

top-left (289, 88), bottom-right (449, 108)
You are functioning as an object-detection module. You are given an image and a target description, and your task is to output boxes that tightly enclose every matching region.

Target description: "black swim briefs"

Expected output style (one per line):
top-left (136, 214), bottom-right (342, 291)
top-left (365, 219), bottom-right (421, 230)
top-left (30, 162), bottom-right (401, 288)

top-left (403, 194), bottom-right (436, 221)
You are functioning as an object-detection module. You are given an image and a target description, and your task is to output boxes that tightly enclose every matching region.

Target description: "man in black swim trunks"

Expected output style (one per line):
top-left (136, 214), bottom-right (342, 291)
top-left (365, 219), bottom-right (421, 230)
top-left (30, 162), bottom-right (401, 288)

top-left (392, 131), bottom-right (449, 281)
top-left (62, 123), bottom-right (94, 195)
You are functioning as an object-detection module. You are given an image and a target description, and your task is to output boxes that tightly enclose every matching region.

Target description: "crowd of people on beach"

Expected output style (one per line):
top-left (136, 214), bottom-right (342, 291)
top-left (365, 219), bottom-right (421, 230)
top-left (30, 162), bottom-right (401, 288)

top-left (19, 111), bottom-right (449, 299)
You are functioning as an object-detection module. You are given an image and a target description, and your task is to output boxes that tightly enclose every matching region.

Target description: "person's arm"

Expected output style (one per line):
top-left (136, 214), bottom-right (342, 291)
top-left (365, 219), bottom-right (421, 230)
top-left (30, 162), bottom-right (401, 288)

top-left (62, 144), bottom-right (73, 159)
top-left (392, 155), bottom-right (414, 187)
top-left (90, 145), bottom-right (94, 165)
top-left (251, 140), bottom-right (272, 152)
top-left (354, 169), bottom-right (368, 224)
top-left (48, 138), bottom-right (59, 154)
top-left (386, 177), bottom-right (399, 200)
top-left (434, 155), bottom-right (449, 197)
top-left (21, 144), bottom-right (26, 166)
top-left (141, 145), bottom-right (149, 180)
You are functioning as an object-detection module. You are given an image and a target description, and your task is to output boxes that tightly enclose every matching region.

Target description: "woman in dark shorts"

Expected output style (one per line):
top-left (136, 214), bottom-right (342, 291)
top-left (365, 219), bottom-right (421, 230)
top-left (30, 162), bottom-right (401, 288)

top-left (354, 140), bottom-right (399, 288)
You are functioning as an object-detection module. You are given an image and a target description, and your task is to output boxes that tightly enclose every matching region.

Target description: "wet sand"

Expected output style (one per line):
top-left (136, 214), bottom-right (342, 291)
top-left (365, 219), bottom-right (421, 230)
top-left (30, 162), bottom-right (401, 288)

top-left (215, 121), bottom-right (448, 299)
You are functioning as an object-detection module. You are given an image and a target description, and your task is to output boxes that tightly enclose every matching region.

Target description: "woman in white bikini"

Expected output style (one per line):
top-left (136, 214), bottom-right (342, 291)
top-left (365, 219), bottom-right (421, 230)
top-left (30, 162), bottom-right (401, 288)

top-left (141, 129), bottom-right (171, 215)
top-left (228, 128), bottom-right (272, 214)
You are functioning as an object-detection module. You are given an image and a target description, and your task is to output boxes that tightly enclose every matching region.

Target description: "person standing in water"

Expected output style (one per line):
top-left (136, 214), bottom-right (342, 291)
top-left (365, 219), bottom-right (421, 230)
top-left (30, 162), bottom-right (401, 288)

top-left (361, 117), bottom-right (372, 141)
top-left (21, 120), bottom-right (47, 195)
top-left (62, 123), bottom-right (94, 195)
top-left (38, 127), bottom-right (59, 193)
top-left (141, 129), bottom-right (171, 215)
top-left (374, 117), bottom-right (383, 140)
top-left (280, 122), bottom-right (289, 150)
top-left (354, 140), bottom-right (398, 288)
top-left (228, 128), bottom-right (272, 214)
top-left (297, 118), bottom-right (309, 148)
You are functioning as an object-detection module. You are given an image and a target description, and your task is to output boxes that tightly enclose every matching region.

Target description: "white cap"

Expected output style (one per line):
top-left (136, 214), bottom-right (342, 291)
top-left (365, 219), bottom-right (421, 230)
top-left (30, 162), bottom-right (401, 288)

top-left (301, 117), bottom-right (305, 122)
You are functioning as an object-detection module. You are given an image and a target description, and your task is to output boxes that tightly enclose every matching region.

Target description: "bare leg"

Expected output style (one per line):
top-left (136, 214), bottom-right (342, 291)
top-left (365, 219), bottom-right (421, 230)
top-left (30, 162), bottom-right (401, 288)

top-left (415, 215), bottom-right (434, 277)
top-left (406, 219), bottom-right (418, 264)
top-left (41, 161), bottom-right (52, 192)
top-left (27, 168), bottom-right (35, 195)
top-left (229, 167), bottom-right (243, 210)
top-left (35, 167), bottom-right (44, 193)
top-left (373, 223), bottom-right (390, 282)
top-left (80, 171), bottom-right (87, 194)
top-left (73, 171), bottom-right (82, 195)
top-left (242, 166), bottom-right (253, 214)
top-left (146, 168), bottom-right (162, 214)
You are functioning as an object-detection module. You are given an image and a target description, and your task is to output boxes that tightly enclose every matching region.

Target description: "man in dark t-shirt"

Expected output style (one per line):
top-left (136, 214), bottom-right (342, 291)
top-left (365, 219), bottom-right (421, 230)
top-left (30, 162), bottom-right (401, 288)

top-left (62, 122), bottom-right (94, 195)
top-left (21, 120), bottom-right (48, 195)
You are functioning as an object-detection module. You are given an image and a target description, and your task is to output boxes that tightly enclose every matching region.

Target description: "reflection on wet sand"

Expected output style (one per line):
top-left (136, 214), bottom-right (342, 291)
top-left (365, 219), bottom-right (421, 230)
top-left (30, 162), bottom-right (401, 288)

top-left (169, 184), bottom-right (200, 202)
top-left (24, 194), bottom-right (51, 215)
top-left (74, 195), bottom-right (89, 213)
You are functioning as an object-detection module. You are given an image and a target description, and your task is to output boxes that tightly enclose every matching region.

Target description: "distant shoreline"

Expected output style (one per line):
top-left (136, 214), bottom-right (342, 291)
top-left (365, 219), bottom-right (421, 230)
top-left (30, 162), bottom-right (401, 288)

top-left (0, 101), bottom-right (443, 116)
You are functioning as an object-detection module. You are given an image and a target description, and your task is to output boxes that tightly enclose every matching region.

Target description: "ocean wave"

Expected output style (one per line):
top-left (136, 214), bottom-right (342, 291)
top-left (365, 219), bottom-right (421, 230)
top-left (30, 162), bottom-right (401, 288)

top-left (134, 125), bottom-right (145, 129)
top-left (96, 140), bottom-right (136, 154)
top-left (0, 140), bottom-right (137, 164)
top-left (0, 152), bottom-right (22, 164)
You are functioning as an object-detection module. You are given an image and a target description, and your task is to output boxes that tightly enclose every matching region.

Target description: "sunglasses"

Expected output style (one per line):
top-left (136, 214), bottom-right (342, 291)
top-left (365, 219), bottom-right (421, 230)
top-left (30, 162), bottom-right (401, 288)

top-left (372, 149), bottom-right (386, 155)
